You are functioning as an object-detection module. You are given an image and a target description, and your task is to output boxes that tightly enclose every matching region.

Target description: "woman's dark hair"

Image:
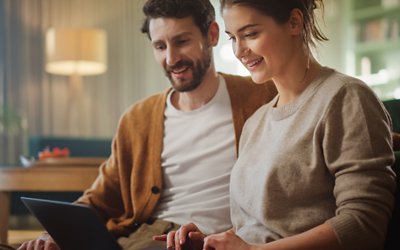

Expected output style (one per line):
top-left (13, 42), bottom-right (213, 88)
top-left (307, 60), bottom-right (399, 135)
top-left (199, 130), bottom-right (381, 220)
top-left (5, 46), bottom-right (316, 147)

top-left (219, 0), bottom-right (328, 50)
top-left (141, 0), bottom-right (215, 40)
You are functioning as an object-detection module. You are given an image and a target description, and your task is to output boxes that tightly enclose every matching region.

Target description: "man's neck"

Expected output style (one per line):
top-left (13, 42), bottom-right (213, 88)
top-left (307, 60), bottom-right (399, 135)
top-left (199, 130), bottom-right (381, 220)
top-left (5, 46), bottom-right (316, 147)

top-left (171, 69), bottom-right (220, 112)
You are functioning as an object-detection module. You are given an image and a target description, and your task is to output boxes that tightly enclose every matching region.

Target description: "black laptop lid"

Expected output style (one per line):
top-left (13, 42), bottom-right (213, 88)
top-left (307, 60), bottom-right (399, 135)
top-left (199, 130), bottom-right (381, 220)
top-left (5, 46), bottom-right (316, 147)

top-left (21, 196), bottom-right (123, 250)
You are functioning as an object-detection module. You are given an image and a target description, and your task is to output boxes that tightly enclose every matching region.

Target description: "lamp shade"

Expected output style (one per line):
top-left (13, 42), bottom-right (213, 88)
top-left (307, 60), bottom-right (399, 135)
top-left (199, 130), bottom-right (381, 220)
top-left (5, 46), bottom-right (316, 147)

top-left (45, 27), bottom-right (107, 76)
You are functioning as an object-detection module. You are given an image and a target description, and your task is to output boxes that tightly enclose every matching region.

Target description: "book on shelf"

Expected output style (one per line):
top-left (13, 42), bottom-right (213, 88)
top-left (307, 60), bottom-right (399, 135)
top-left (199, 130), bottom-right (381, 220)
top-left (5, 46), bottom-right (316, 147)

top-left (357, 17), bottom-right (399, 43)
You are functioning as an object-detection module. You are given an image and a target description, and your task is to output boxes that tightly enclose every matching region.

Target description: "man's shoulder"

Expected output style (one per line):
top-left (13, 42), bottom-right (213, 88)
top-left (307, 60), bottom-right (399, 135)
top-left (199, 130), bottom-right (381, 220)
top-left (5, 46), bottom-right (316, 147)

top-left (124, 89), bottom-right (170, 116)
top-left (117, 88), bottom-right (170, 129)
top-left (221, 72), bottom-right (253, 87)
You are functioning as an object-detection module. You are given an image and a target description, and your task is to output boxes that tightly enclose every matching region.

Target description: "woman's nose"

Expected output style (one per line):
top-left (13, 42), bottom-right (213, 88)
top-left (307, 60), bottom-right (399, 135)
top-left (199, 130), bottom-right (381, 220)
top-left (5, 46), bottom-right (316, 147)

top-left (234, 41), bottom-right (250, 59)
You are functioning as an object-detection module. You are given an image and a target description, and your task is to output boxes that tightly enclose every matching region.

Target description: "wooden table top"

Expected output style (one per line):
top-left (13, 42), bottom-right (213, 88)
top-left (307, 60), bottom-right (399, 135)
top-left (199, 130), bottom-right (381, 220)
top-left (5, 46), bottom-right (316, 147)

top-left (0, 166), bottom-right (99, 192)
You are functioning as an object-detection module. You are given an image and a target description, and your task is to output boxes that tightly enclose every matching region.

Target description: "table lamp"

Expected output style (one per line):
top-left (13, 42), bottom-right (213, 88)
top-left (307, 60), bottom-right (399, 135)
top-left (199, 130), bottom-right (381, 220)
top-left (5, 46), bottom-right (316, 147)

top-left (45, 27), bottom-right (107, 134)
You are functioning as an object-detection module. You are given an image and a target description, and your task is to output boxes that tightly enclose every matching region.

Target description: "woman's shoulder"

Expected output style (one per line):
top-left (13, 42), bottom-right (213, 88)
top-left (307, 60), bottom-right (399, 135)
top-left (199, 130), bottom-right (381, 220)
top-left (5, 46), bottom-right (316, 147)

top-left (318, 69), bottom-right (389, 123)
top-left (319, 68), bottom-right (380, 103)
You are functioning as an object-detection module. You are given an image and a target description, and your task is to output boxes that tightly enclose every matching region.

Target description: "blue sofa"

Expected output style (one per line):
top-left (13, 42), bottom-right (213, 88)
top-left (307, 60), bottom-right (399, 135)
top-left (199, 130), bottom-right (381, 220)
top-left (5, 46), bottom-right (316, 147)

top-left (382, 99), bottom-right (400, 250)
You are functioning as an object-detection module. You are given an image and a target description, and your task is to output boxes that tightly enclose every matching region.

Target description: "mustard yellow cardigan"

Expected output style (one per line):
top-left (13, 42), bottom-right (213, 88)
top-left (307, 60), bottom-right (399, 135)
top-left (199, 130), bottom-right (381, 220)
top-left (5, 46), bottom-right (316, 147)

top-left (77, 73), bottom-right (277, 237)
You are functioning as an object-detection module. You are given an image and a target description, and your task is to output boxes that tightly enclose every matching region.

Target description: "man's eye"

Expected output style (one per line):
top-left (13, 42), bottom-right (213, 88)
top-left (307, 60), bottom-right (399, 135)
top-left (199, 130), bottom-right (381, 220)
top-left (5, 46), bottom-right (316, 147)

top-left (176, 39), bottom-right (188, 45)
top-left (154, 44), bottom-right (166, 50)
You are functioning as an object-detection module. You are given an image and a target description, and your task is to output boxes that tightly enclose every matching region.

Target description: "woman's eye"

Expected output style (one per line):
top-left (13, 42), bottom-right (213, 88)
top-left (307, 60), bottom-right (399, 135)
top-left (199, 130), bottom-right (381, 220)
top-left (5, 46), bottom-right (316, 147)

top-left (244, 32), bottom-right (257, 38)
top-left (228, 36), bottom-right (236, 41)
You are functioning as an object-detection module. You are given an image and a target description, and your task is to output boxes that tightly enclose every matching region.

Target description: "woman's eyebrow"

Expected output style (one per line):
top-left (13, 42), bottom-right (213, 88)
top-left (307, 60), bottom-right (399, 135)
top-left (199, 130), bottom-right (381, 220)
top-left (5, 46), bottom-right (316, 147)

top-left (225, 23), bottom-right (260, 35)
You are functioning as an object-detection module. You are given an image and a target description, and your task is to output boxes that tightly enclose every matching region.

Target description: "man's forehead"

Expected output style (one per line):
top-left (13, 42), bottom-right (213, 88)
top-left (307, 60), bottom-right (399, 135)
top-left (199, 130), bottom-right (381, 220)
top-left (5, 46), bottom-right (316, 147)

top-left (148, 16), bottom-right (199, 40)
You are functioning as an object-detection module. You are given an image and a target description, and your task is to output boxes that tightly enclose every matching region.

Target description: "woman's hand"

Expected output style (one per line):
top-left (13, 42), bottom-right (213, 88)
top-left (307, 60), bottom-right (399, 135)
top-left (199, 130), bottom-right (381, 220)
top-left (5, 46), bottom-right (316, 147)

top-left (153, 223), bottom-right (205, 250)
top-left (203, 230), bottom-right (252, 250)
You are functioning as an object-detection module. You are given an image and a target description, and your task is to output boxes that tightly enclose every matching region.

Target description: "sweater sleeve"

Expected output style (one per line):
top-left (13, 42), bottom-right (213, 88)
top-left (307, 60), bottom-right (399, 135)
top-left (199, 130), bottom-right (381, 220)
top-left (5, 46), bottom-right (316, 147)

top-left (321, 80), bottom-right (396, 250)
top-left (76, 121), bottom-right (126, 222)
top-left (75, 91), bottom-right (167, 237)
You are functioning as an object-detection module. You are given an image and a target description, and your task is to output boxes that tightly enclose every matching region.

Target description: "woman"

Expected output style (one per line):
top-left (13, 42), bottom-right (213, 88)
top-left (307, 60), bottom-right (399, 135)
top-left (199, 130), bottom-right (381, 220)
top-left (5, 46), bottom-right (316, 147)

top-left (158, 1), bottom-right (396, 249)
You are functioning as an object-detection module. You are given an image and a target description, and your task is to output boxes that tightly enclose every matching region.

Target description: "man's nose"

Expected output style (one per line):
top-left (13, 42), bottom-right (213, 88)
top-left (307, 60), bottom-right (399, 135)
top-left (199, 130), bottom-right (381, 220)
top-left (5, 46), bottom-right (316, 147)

top-left (166, 47), bottom-right (181, 66)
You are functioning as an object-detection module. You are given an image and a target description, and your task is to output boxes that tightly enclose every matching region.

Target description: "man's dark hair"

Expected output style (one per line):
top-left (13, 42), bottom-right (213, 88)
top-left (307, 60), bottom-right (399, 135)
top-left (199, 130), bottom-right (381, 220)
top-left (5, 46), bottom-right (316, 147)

top-left (141, 0), bottom-right (215, 40)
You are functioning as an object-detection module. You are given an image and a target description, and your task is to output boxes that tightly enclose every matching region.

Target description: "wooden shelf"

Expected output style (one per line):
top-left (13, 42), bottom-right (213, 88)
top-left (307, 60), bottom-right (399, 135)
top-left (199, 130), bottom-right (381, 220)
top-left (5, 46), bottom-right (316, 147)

top-left (351, 0), bottom-right (400, 100)
top-left (354, 5), bottom-right (400, 20)
top-left (355, 39), bottom-right (400, 54)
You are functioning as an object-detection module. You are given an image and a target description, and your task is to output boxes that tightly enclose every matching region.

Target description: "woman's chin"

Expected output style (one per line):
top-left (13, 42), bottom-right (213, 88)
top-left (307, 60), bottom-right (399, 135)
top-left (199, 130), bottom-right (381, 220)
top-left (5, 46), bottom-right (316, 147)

top-left (250, 73), bottom-right (270, 84)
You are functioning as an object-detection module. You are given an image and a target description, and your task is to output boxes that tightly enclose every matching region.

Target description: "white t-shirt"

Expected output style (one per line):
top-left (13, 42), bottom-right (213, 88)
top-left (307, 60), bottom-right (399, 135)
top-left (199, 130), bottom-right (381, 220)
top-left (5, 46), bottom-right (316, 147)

top-left (153, 75), bottom-right (235, 234)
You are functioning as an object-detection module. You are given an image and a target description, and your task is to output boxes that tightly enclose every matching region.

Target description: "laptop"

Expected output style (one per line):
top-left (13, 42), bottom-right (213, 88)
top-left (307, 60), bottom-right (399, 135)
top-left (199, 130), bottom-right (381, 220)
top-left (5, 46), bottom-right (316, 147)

top-left (21, 197), bottom-right (165, 250)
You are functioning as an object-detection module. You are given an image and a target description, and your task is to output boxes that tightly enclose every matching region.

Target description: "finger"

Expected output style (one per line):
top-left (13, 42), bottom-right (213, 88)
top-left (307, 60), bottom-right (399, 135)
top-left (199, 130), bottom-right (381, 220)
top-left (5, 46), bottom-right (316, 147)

top-left (34, 239), bottom-right (45, 250)
top-left (204, 247), bottom-right (216, 250)
top-left (186, 222), bottom-right (201, 235)
top-left (203, 235), bottom-right (216, 250)
top-left (203, 243), bottom-right (214, 250)
top-left (179, 223), bottom-right (199, 245)
top-left (166, 231), bottom-right (176, 250)
top-left (203, 243), bottom-right (216, 250)
top-left (17, 242), bottom-right (27, 250)
top-left (179, 226), bottom-right (188, 245)
top-left (152, 234), bottom-right (167, 241)
top-left (175, 230), bottom-right (181, 250)
top-left (44, 239), bottom-right (59, 250)
top-left (188, 231), bottom-right (205, 240)
top-left (25, 241), bottom-right (33, 250)
top-left (26, 241), bottom-right (35, 250)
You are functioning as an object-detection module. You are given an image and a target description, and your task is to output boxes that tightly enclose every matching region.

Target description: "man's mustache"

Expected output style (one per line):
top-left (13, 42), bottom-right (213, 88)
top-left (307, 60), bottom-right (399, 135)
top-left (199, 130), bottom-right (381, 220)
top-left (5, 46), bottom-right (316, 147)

top-left (166, 60), bottom-right (193, 73)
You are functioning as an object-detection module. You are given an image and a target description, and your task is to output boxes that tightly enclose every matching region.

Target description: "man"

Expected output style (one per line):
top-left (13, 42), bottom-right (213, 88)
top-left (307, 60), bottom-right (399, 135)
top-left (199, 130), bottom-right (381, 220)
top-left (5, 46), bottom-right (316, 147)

top-left (17, 0), bottom-right (277, 249)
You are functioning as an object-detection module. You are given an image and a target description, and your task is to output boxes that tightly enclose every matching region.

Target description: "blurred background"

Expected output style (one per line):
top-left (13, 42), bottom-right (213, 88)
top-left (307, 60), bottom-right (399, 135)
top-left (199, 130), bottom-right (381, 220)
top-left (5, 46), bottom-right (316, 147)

top-left (1, 0), bottom-right (399, 160)
top-left (0, 0), bottom-right (400, 246)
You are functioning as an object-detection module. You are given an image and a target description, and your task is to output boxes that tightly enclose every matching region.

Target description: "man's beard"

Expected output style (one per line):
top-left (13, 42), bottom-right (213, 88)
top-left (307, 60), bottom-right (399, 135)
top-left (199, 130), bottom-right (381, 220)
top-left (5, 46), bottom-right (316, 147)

top-left (165, 47), bottom-right (212, 92)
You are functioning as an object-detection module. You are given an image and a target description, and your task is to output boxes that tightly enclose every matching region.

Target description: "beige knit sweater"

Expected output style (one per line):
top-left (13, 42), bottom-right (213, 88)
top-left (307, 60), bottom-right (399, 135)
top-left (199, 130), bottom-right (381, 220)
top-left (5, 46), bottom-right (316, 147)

top-left (231, 68), bottom-right (396, 250)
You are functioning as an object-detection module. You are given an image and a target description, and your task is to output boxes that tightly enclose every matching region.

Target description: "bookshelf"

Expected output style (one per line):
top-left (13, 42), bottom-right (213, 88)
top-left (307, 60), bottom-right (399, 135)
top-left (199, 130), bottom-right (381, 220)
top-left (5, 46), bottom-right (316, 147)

top-left (351, 0), bottom-right (400, 100)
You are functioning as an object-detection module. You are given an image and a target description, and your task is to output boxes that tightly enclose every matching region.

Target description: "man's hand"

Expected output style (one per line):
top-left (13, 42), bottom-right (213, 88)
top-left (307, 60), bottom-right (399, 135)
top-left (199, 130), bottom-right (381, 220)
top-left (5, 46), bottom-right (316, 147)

top-left (17, 232), bottom-right (60, 250)
top-left (153, 223), bottom-right (205, 250)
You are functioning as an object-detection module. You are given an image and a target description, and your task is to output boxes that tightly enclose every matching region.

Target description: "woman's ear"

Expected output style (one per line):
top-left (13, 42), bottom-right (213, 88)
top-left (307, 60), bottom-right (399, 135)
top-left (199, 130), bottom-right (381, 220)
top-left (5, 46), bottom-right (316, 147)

top-left (208, 21), bottom-right (220, 47)
top-left (289, 9), bottom-right (304, 35)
